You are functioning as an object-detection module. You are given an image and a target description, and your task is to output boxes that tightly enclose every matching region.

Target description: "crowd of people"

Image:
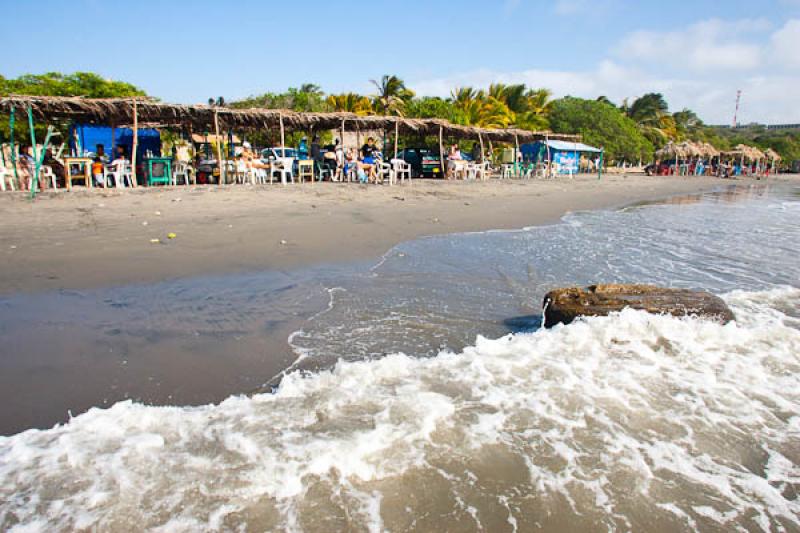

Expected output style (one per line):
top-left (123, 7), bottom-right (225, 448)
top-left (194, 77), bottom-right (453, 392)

top-left (646, 159), bottom-right (771, 178)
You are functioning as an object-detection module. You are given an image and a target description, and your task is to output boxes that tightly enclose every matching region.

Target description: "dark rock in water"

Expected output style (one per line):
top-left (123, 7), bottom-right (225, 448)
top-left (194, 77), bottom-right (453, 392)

top-left (542, 284), bottom-right (735, 328)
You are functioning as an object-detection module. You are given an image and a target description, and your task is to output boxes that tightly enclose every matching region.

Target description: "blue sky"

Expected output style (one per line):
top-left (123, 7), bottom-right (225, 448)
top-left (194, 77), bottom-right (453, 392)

top-left (3, 0), bottom-right (800, 123)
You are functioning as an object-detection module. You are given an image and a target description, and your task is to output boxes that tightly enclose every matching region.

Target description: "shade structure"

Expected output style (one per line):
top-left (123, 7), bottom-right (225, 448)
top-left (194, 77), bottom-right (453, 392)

top-left (0, 95), bottom-right (579, 145)
top-left (655, 141), bottom-right (685, 159)
top-left (764, 148), bottom-right (781, 162)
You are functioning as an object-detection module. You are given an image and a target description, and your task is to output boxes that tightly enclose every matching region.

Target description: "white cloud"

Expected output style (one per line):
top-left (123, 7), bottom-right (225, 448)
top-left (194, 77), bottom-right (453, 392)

top-left (409, 17), bottom-right (800, 124)
top-left (770, 19), bottom-right (800, 69)
top-left (615, 18), bottom-right (768, 71)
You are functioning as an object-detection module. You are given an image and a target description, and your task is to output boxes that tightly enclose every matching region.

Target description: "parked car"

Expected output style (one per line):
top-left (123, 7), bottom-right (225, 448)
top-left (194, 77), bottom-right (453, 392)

top-left (396, 148), bottom-right (442, 178)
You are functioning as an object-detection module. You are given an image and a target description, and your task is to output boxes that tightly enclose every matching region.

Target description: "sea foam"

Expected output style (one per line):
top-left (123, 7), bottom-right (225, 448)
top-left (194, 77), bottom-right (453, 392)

top-left (2, 287), bottom-right (799, 531)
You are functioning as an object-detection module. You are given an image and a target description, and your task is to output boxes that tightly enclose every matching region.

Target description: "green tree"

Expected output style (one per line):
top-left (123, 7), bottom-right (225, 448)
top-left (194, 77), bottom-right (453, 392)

top-left (405, 97), bottom-right (457, 121)
top-left (549, 96), bottom-right (654, 162)
top-left (0, 71), bottom-right (146, 98)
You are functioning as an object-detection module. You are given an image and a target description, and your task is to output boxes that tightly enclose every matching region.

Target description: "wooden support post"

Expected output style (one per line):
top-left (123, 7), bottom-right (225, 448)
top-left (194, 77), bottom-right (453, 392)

top-left (394, 119), bottom-right (399, 160)
top-left (279, 113), bottom-right (285, 157)
top-left (514, 134), bottom-right (520, 177)
top-left (214, 110), bottom-right (224, 185)
top-left (33, 127), bottom-right (54, 196)
top-left (131, 100), bottom-right (139, 187)
top-left (438, 125), bottom-right (445, 177)
top-left (27, 106), bottom-right (40, 195)
top-left (341, 118), bottom-right (347, 182)
top-left (110, 123), bottom-right (116, 160)
top-left (478, 132), bottom-right (485, 163)
top-left (9, 108), bottom-right (18, 183)
top-left (545, 134), bottom-right (552, 178)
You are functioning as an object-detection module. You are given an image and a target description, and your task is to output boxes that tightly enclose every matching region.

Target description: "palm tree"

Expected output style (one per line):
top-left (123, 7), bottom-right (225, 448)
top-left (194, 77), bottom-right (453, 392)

top-left (326, 93), bottom-right (373, 115)
top-left (450, 87), bottom-right (484, 126)
top-left (516, 88), bottom-right (552, 130)
top-left (299, 83), bottom-right (323, 97)
top-left (450, 87), bottom-right (518, 128)
top-left (673, 108), bottom-right (703, 139)
top-left (370, 75), bottom-right (414, 116)
top-left (627, 93), bottom-right (678, 143)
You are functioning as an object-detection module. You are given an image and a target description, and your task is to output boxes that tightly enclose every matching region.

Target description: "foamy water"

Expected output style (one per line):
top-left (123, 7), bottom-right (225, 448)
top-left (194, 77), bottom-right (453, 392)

top-left (1, 288), bottom-right (799, 531)
top-left (2, 184), bottom-right (800, 531)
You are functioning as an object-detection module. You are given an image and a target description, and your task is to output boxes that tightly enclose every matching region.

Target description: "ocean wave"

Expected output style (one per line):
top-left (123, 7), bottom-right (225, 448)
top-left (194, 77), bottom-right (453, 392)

top-left (2, 287), bottom-right (799, 531)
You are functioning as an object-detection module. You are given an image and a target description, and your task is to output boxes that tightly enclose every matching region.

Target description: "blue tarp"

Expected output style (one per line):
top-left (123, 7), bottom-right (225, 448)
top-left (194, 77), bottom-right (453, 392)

top-left (520, 140), bottom-right (602, 174)
top-left (70, 124), bottom-right (161, 160)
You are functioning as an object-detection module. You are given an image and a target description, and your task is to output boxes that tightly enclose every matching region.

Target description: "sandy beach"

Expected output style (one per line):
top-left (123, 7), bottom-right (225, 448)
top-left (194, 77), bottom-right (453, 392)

top-left (0, 173), bottom-right (751, 294)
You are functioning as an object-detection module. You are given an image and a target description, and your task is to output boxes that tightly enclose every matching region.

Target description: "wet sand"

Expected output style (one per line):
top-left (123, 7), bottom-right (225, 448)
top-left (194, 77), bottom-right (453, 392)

top-left (0, 174), bottom-right (740, 295)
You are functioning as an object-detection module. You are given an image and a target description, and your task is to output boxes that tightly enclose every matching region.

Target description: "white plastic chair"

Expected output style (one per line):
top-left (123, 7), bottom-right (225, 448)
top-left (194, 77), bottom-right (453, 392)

top-left (0, 167), bottom-right (15, 191)
top-left (390, 158), bottom-right (412, 184)
top-left (270, 161), bottom-right (292, 184)
top-left (501, 163), bottom-right (514, 179)
top-left (476, 161), bottom-right (491, 181)
top-left (40, 165), bottom-right (58, 189)
top-left (172, 161), bottom-right (195, 185)
top-left (107, 161), bottom-right (133, 188)
top-left (377, 161), bottom-right (393, 185)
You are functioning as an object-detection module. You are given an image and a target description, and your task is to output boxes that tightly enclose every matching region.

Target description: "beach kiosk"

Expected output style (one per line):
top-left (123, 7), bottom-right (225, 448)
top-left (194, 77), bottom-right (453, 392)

top-left (520, 140), bottom-right (602, 175)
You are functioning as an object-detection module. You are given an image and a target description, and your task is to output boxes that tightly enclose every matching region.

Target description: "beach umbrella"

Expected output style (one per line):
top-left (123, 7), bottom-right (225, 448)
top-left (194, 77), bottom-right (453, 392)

top-left (701, 142), bottom-right (720, 158)
top-left (764, 148), bottom-right (781, 161)
top-left (764, 148), bottom-right (781, 173)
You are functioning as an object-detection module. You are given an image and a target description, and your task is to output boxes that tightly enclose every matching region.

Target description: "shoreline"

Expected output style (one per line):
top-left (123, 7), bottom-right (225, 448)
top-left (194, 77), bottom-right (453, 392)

top-left (0, 173), bottom-right (772, 296)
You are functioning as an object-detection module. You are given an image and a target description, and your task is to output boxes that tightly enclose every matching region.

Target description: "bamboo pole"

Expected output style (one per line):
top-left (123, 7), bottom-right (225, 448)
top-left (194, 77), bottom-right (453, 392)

top-left (27, 107), bottom-right (40, 195)
top-left (438, 125), bottom-right (445, 177)
top-left (279, 113), bottom-right (285, 156)
top-left (110, 123), bottom-right (116, 160)
top-left (393, 119), bottom-right (399, 160)
top-left (545, 133), bottom-right (552, 178)
top-left (33, 127), bottom-right (54, 196)
top-left (341, 118), bottom-right (348, 182)
top-left (214, 110), bottom-right (224, 185)
top-left (131, 100), bottom-right (139, 187)
top-left (514, 134), bottom-right (520, 177)
top-left (9, 108), bottom-right (18, 183)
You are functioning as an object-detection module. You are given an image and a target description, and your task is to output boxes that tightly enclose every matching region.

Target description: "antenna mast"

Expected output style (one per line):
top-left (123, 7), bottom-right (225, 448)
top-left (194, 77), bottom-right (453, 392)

top-left (732, 90), bottom-right (741, 128)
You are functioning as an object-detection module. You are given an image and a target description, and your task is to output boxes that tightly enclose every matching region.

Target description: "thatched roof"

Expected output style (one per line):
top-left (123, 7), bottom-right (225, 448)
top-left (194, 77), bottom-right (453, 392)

top-left (722, 144), bottom-right (764, 160)
top-left (764, 148), bottom-right (782, 161)
top-left (655, 141), bottom-right (685, 158)
top-left (0, 95), bottom-right (578, 144)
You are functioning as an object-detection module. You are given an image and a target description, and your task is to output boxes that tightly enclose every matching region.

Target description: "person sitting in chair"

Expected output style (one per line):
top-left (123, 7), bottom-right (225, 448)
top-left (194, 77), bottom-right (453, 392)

top-left (360, 137), bottom-right (378, 183)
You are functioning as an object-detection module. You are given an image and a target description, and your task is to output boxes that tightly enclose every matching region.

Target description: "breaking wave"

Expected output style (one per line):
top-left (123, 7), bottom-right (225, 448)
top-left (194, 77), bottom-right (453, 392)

top-left (2, 287), bottom-right (799, 531)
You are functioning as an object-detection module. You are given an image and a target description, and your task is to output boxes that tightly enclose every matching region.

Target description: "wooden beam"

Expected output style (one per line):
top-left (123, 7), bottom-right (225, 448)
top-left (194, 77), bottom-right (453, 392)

top-left (279, 113), bottom-right (285, 156)
top-left (214, 109), bottom-right (224, 185)
top-left (27, 106), bottom-right (40, 195)
top-left (131, 100), bottom-right (139, 187)
top-left (9, 108), bottom-right (18, 184)
top-left (394, 119), bottom-right (399, 160)
top-left (439, 125), bottom-right (445, 176)
top-left (110, 123), bottom-right (116, 160)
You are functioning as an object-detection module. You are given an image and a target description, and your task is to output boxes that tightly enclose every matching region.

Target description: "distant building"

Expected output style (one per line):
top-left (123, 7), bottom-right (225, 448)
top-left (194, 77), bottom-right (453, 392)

top-left (710, 123), bottom-right (800, 131)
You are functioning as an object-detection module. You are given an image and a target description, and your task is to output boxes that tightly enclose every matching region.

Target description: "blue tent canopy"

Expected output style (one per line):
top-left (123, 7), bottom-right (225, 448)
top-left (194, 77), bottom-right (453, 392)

top-left (69, 124), bottom-right (161, 160)
top-left (520, 140), bottom-right (602, 174)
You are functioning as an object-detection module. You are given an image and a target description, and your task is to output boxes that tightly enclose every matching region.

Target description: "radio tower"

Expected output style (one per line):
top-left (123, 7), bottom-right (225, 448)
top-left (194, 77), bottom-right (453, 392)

top-left (732, 90), bottom-right (741, 128)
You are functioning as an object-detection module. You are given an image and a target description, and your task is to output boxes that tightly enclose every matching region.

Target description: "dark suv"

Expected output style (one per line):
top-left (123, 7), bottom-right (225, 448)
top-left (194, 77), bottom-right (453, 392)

top-left (396, 148), bottom-right (442, 178)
